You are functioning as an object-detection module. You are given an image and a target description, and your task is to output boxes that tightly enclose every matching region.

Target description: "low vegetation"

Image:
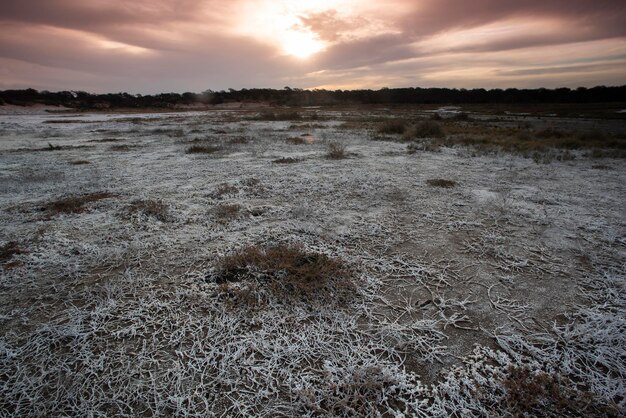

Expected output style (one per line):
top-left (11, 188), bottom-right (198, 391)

top-left (252, 111), bottom-right (302, 121)
top-left (43, 192), bottom-right (115, 215)
top-left (212, 244), bottom-right (354, 306)
top-left (1, 241), bottom-right (25, 267)
top-left (427, 179), bottom-right (457, 188)
top-left (326, 142), bottom-right (347, 159)
top-left (186, 145), bottom-right (222, 154)
top-left (273, 157), bottom-right (301, 164)
top-left (215, 203), bottom-right (241, 222)
top-left (126, 199), bottom-right (170, 222)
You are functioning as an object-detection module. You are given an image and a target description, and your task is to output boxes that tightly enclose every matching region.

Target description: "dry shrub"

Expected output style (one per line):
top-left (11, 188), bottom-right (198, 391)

top-left (502, 366), bottom-right (616, 416)
top-left (299, 366), bottom-right (400, 416)
top-left (43, 192), bottom-right (115, 215)
top-left (212, 183), bottom-right (239, 199)
top-left (216, 203), bottom-right (241, 222)
top-left (110, 144), bottom-right (136, 151)
top-left (426, 179), bottom-right (457, 188)
top-left (186, 145), bottom-right (222, 154)
top-left (326, 142), bottom-right (347, 160)
top-left (229, 136), bottom-right (250, 144)
top-left (407, 141), bottom-right (441, 154)
top-left (273, 157), bottom-right (301, 164)
top-left (453, 112), bottom-right (471, 121)
top-left (212, 244), bottom-right (354, 306)
top-left (43, 143), bottom-right (62, 151)
top-left (405, 120), bottom-right (445, 139)
top-left (1, 242), bottom-right (25, 266)
top-left (286, 136), bottom-right (306, 145)
top-left (591, 164), bottom-right (612, 170)
top-left (254, 111), bottom-right (301, 121)
top-left (378, 119), bottom-right (407, 135)
top-left (536, 127), bottom-right (568, 139)
top-left (127, 199), bottom-right (169, 222)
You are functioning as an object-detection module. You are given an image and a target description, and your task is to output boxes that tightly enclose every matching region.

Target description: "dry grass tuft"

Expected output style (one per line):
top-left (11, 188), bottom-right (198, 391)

top-left (253, 111), bottom-right (302, 121)
top-left (229, 136), bottom-right (250, 144)
top-left (186, 145), bottom-right (222, 154)
top-left (378, 119), bottom-right (408, 135)
top-left (273, 157), bottom-right (301, 164)
top-left (127, 199), bottom-right (170, 222)
top-left (426, 179), bottom-right (457, 188)
top-left (404, 120), bottom-right (445, 140)
top-left (502, 366), bottom-right (616, 416)
top-left (213, 244), bottom-right (354, 306)
top-left (326, 142), bottom-right (347, 160)
top-left (286, 136), bottom-right (307, 145)
top-left (1, 241), bottom-right (26, 267)
top-left (43, 143), bottom-right (63, 151)
top-left (109, 144), bottom-right (136, 151)
top-left (43, 192), bottom-right (115, 215)
top-left (212, 183), bottom-right (239, 199)
top-left (216, 204), bottom-right (241, 222)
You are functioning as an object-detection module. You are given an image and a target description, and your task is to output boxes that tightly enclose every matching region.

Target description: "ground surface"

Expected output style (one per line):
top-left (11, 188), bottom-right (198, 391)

top-left (1, 107), bottom-right (625, 416)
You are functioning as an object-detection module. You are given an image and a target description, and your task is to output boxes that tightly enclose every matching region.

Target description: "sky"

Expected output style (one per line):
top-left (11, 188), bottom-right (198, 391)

top-left (1, 0), bottom-right (625, 93)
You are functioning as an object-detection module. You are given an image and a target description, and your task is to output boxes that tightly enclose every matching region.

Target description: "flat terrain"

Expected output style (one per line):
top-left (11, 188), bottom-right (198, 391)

top-left (1, 106), bottom-right (625, 416)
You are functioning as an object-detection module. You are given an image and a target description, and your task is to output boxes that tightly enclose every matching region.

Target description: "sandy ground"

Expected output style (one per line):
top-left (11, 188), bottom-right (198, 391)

top-left (1, 108), bottom-right (624, 416)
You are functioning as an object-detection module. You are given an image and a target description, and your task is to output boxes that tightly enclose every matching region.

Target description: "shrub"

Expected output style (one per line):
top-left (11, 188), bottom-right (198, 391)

top-left (501, 366), bottom-right (616, 416)
top-left (1, 242), bottom-right (25, 264)
top-left (426, 179), bottom-right (457, 188)
top-left (110, 144), bottom-right (136, 151)
top-left (186, 145), bottom-right (222, 154)
top-left (43, 192), bottom-right (115, 215)
top-left (212, 183), bottom-right (239, 199)
top-left (453, 112), bottom-right (471, 121)
top-left (212, 244), bottom-right (353, 306)
top-left (216, 204), bottom-right (241, 222)
top-left (286, 137), bottom-right (306, 145)
top-left (405, 121), bottom-right (445, 139)
top-left (273, 157), bottom-right (301, 164)
top-left (326, 142), bottom-right (347, 160)
top-left (377, 119), bottom-right (407, 135)
top-left (127, 199), bottom-right (169, 222)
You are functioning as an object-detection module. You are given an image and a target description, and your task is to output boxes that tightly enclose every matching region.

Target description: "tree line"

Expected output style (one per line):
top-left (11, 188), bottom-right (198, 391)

top-left (1, 86), bottom-right (625, 109)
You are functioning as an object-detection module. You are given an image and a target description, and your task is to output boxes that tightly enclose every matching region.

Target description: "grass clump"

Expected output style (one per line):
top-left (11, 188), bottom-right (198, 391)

top-left (326, 142), bottom-right (347, 160)
top-left (110, 144), bottom-right (136, 151)
top-left (253, 111), bottom-right (302, 121)
top-left (43, 143), bottom-right (63, 151)
top-left (127, 199), bottom-right (169, 222)
top-left (404, 120), bottom-right (445, 140)
top-left (273, 157), bottom-right (301, 164)
top-left (426, 179), bottom-right (457, 188)
top-left (377, 119), bottom-right (408, 135)
top-left (212, 183), bottom-right (239, 199)
top-left (212, 244), bottom-right (354, 306)
top-left (1, 241), bottom-right (25, 267)
top-left (43, 192), bottom-right (115, 215)
top-left (286, 136), bottom-right (306, 145)
top-left (501, 366), bottom-right (616, 417)
top-left (216, 203), bottom-right (241, 222)
top-left (186, 145), bottom-right (222, 154)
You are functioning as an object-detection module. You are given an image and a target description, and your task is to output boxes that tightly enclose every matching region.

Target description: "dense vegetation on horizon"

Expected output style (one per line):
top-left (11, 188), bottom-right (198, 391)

top-left (1, 85), bottom-right (625, 109)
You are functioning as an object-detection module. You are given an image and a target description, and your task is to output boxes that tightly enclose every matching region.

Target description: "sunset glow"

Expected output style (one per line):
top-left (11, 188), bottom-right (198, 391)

top-left (0, 0), bottom-right (624, 92)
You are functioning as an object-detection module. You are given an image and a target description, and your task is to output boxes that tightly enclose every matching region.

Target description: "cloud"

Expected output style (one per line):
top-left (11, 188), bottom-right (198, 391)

top-left (0, 0), bottom-right (624, 92)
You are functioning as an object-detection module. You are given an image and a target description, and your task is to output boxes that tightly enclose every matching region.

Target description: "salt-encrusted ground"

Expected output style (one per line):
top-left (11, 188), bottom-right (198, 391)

top-left (1, 109), bottom-right (624, 416)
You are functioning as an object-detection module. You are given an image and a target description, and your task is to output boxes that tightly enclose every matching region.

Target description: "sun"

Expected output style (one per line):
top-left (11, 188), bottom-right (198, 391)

top-left (234, 0), bottom-right (333, 59)
top-left (281, 30), bottom-right (325, 59)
